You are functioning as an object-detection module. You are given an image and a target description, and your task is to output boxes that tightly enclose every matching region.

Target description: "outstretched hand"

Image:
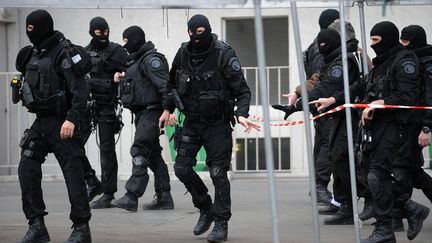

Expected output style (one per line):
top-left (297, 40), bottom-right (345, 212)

top-left (238, 116), bottom-right (261, 133)
top-left (309, 97), bottom-right (336, 112)
top-left (282, 92), bottom-right (298, 106)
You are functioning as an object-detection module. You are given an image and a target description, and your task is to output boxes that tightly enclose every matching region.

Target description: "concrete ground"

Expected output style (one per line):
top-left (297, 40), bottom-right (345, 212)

top-left (1, 177), bottom-right (431, 243)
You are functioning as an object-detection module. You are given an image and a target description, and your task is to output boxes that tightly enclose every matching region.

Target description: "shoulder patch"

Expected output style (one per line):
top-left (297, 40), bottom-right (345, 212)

top-left (329, 66), bottom-right (343, 79)
top-left (149, 57), bottom-right (162, 69)
top-left (401, 61), bottom-right (416, 74)
top-left (61, 58), bottom-right (72, 69)
top-left (228, 57), bottom-right (241, 72)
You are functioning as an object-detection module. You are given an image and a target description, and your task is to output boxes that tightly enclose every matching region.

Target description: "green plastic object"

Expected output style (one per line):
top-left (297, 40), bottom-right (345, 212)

top-left (429, 146), bottom-right (432, 169)
top-left (165, 110), bottom-right (207, 171)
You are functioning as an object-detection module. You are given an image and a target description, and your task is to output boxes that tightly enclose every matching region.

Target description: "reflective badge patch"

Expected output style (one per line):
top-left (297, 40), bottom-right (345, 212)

top-left (61, 58), bottom-right (72, 69)
top-left (330, 66), bottom-right (343, 79)
top-left (150, 57), bottom-right (161, 69)
top-left (402, 61), bottom-right (416, 74)
top-left (228, 57), bottom-right (241, 72)
top-left (71, 54), bottom-right (82, 64)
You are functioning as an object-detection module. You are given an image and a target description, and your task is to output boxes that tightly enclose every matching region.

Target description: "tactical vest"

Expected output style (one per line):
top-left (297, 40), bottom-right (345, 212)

top-left (365, 49), bottom-right (418, 123)
top-left (121, 49), bottom-right (162, 111)
top-left (22, 42), bottom-right (69, 115)
top-left (176, 41), bottom-right (231, 124)
top-left (87, 43), bottom-right (119, 105)
top-left (365, 49), bottom-right (415, 103)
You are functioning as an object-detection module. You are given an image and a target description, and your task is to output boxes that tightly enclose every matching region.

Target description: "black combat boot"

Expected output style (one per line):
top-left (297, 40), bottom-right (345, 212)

top-left (404, 199), bottom-right (430, 240)
top-left (361, 221), bottom-right (395, 243)
top-left (90, 193), bottom-right (114, 209)
top-left (18, 217), bottom-right (50, 243)
top-left (392, 217), bottom-right (404, 232)
top-left (319, 203), bottom-right (339, 215)
top-left (110, 193), bottom-right (138, 212)
top-left (324, 202), bottom-right (353, 225)
top-left (193, 204), bottom-right (215, 236)
top-left (64, 222), bottom-right (91, 243)
top-left (142, 191), bottom-right (174, 210)
top-left (316, 185), bottom-right (332, 205)
top-left (86, 174), bottom-right (102, 202)
top-left (359, 198), bottom-right (374, 221)
top-left (207, 220), bottom-right (228, 243)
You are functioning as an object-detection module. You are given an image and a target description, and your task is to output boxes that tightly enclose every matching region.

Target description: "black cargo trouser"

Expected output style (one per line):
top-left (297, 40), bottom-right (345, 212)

top-left (18, 116), bottom-right (91, 224)
top-left (329, 116), bottom-right (352, 205)
top-left (362, 120), bottom-right (399, 225)
top-left (95, 105), bottom-right (118, 194)
top-left (392, 123), bottom-right (432, 218)
top-left (125, 108), bottom-right (171, 197)
top-left (313, 117), bottom-right (333, 187)
top-left (174, 118), bottom-right (233, 221)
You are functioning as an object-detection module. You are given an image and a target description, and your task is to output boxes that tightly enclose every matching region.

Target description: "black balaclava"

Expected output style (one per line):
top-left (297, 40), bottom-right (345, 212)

top-left (400, 25), bottom-right (427, 50)
top-left (318, 9), bottom-right (339, 30)
top-left (370, 21), bottom-right (399, 56)
top-left (123, 26), bottom-right (146, 54)
top-left (89, 16), bottom-right (110, 49)
top-left (26, 9), bottom-right (54, 46)
top-left (317, 28), bottom-right (341, 57)
top-left (187, 14), bottom-right (212, 52)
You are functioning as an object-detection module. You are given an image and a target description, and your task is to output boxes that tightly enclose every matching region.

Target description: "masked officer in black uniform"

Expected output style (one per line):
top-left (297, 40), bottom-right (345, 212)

top-left (307, 28), bottom-right (361, 225)
top-left (400, 25), bottom-right (432, 205)
top-left (85, 16), bottom-right (128, 209)
top-left (313, 21), bottom-right (422, 243)
top-left (109, 26), bottom-right (174, 212)
top-left (159, 14), bottom-right (259, 243)
top-left (273, 9), bottom-right (340, 206)
top-left (389, 25), bottom-right (432, 237)
top-left (14, 9), bottom-right (91, 243)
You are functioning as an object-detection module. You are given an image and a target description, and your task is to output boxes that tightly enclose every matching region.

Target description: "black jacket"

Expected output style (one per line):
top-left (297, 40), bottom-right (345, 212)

top-left (163, 34), bottom-right (251, 120)
top-left (335, 45), bottom-right (420, 122)
top-left (123, 41), bottom-right (169, 112)
top-left (22, 31), bottom-right (89, 125)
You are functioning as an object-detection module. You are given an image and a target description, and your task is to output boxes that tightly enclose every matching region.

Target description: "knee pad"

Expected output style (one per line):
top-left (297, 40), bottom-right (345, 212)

top-left (210, 166), bottom-right (228, 187)
top-left (132, 156), bottom-right (149, 176)
top-left (174, 164), bottom-right (193, 181)
top-left (367, 171), bottom-right (380, 192)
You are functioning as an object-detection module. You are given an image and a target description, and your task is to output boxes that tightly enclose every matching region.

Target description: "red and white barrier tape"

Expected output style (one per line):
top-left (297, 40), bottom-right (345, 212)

top-left (251, 103), bottom-right (432, 127)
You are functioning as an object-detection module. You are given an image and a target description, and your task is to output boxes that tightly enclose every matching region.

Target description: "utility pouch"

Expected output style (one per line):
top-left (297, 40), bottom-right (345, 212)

top-left (119, 77), bottom-right (134, 108)
top-left (19, 130), bottom-right (30, 148)
top-left (199, 91), bottom-right (223, 122)
top-left (173, 125), bottom-right (182, 150)
top-left (21, 82), bottom-right (35, 105)
top-left (177, 72), bottom-right (190, 94)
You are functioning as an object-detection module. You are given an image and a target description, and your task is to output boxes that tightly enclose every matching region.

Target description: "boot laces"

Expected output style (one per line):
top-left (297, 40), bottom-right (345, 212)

top-left (214, 221), bottom-right (227, 231)
top-left (371, 221), bottom-right (387, 235)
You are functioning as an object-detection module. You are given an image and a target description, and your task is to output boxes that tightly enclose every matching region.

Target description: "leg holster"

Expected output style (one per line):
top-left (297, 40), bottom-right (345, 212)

top-left (19, 129), bottom-right (47, 163)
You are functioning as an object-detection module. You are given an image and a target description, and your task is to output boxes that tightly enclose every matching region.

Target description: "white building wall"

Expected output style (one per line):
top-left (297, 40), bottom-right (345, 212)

top-left (1, 4), bottom-right (431, 177)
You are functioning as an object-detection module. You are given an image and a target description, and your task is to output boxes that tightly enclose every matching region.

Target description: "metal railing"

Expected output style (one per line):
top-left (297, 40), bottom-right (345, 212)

top-left (233, 66), bottom-right (292, 172)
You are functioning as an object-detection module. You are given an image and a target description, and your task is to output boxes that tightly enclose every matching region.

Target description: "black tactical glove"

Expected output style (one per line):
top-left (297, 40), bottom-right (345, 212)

top-left (271, 104), bottom-right (297, 120)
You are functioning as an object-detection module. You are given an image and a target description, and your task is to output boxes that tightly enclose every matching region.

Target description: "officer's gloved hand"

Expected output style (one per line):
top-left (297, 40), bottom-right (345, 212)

top-left (271, 104), bottom-right (296, 120)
